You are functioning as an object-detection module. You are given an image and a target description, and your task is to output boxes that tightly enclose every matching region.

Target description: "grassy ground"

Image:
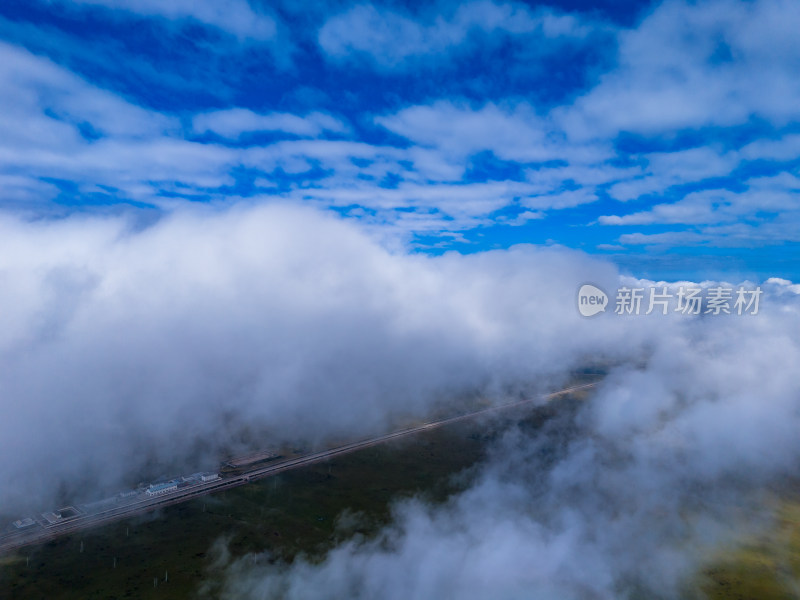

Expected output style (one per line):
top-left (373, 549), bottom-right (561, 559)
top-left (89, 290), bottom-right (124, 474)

top-left (0, 380), bottom-right (600, 600)
top-left (701, 500), bottom-right (800, 600)
top-left (10, 377), bottom-right (797, 600)
top-left (0, 414), bottom-right (512, 600)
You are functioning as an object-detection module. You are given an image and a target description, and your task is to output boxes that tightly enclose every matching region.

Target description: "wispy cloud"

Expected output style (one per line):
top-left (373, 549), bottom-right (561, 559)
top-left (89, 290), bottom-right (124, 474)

top-left (62, 0), bottom-right (278, 41)
top-left (318, 1), bottom-right (590, 69)
top-left (193, 109), bottom-right (351, 140)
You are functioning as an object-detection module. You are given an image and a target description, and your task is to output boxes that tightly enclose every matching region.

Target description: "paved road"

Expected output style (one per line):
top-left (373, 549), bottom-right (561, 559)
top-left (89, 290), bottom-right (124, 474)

top-left (0, 382), bottom-right (596, 555)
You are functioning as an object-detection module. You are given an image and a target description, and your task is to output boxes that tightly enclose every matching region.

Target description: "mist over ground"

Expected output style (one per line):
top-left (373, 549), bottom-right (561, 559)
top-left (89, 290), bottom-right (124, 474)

top-left (176, 211), bottom-right (800, 599)
top-left (1, 202), bottom-right (640, 512)
top-left (2, 202), bottom-right (798, 598)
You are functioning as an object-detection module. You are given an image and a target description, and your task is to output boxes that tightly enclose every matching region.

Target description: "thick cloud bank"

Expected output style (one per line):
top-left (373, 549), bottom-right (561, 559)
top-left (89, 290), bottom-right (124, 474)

top-left (210, 268), bottom-right (800, 597)
top-left (1, 203), bottom-right (642, 511)
top-left (4, 203), bottom-right (798, 596)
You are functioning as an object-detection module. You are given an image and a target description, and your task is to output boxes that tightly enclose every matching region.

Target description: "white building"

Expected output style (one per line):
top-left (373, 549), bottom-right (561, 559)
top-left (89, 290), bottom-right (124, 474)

top-left (146, 481), bottom-right (178, 496)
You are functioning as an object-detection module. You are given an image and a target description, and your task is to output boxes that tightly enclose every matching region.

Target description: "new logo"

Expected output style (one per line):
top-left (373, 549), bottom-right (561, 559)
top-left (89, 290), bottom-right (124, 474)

top-left (577, 284), bottom-right (608, 317)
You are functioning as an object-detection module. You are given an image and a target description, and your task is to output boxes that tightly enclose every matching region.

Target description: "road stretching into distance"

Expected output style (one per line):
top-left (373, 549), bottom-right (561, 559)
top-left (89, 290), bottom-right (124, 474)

top-left (0, 382), bottom-right (597, 556)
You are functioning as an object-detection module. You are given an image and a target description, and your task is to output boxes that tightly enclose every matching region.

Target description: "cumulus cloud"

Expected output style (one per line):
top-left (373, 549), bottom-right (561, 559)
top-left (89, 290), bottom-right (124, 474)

top-left (560, 0), bottom-right (800, 138)
top-left (0, 203), bottom-right (641, 512)
top-left (212, 277), bottom-right (800, 599)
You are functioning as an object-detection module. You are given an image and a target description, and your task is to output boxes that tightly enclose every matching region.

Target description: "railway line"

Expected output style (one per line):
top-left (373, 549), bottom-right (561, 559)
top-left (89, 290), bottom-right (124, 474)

top-left (0, 382), bottom-right (596, 555)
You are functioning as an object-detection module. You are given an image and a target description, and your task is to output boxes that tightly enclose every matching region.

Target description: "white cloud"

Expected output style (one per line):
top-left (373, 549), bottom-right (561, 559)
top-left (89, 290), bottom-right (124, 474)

top-left (644, 146), bottom-right (739, 184)
top-left (0, 41), bottom-right (174, 148)
top-left (522, 187), bottom-right (597, 210)
top-left (377, 101), bottom-right (609, 166)
top-left (606, 146), bottom-right (740, 203)
top-left (601, 170), bottom-right (800, 245)
top-left (526, 163), bottom-right (637, 189)
top-left (0, 203), bottom-right (631, 510)
top-left (3, 0), bottom-right (797, 251)
top-left (0, 52), bottom-right (613, 232)
top-left (242, 139), bottom-right (406, 182)
top-left (600, 190), bottom-right (734, 226)
top-left (559, 0), bottom-right (800, 139)
top-left (0, 175), bottom-right (60, 204)
top-left (740, 134), bottom-right (800, 161)
top-left (0, 42), bottom-right (251, 205)
top-left (606, 176), bottom-right (664, 202)
top-left (212, 275), bottom-right (800, 599)
top-left (63, 0), bottom-right (277, 41)
top-left (765, 277), bottom-right (800, 294)
top-left (318, 1), bottom-right (588, 68)
top-left (618, 230), bottom-right (711, 246)
top-left (193, 109), bottom-right (350, 140)
top-left (293, 180), bottom-right (543, 223)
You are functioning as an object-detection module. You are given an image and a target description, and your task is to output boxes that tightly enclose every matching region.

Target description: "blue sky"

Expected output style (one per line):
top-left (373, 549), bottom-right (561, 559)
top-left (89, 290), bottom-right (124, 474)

top-left (1, 0), bottom-right (799, 281)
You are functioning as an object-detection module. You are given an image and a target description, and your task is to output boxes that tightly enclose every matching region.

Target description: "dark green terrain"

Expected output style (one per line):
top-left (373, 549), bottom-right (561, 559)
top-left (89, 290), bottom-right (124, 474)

top-left (0, 389), bottom-right (587, 600)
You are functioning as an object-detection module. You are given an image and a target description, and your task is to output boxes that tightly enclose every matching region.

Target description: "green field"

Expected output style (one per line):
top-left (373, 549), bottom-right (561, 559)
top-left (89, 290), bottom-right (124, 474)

top-left (4, 379), bottom-right (796, 600)
top-left (1, 394), bottom-right (575, 600)
top-left (701, 500), bottom-right (800, 600)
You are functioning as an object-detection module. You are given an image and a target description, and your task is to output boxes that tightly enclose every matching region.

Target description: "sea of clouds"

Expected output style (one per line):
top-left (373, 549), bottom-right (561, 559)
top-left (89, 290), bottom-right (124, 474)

top-left (2, 204), bottom-right (799, 598)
